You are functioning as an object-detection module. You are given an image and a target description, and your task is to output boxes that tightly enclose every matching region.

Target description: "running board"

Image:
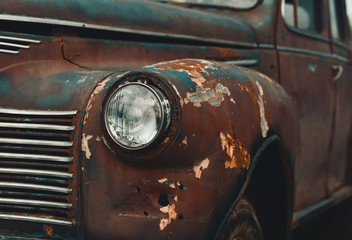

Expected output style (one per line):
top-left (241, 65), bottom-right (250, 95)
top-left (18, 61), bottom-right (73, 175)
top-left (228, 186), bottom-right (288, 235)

top-left (292, 186), bottom-right (352, 229)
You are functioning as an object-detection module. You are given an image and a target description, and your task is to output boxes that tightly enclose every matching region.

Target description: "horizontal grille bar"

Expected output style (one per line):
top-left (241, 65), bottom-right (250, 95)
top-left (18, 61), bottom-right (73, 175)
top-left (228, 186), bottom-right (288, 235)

top-left (0, 41), bottom-right (29, 49)
top-left (0, 49), bottom-right (19, 54)
top-left (0, 35), bottom-right (41, 44)
top-left (0, 138), bottom-right (73, 147)
top-left (0, 214), bottom-right (73, 226)
top-left (0, 152), bottom-right (73, 163)
top-left (0, 122), bottom-right (75, 131)
top-left (0, 198), bottom-right (72, 209)
top-left (0, 182), bottom-right (72, 194)
top-left (0, 108), bottom-right (77, 116)
top-left (0, 168), bottom-right (73, 179)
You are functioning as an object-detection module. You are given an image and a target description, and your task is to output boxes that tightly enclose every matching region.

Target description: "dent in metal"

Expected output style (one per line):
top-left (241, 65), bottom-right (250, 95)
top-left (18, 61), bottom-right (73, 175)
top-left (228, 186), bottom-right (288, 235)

top-left (220, 132), bottom-right (250, 169)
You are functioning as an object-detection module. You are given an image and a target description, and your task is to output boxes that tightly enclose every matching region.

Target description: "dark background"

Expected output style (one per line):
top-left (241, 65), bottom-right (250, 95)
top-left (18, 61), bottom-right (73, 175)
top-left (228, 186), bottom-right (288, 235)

top-left (292, 198), bottom-right (352, 240)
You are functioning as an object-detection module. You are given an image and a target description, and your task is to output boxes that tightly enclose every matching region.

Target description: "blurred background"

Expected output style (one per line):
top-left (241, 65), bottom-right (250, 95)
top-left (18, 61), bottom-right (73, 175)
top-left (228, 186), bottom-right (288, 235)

top-left (293, 198), bottom-right (352, 240)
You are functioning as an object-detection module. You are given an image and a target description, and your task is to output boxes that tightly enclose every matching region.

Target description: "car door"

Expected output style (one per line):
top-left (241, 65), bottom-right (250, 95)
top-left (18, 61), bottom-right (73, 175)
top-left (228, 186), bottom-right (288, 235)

top-left (277, 0), bottom-right (336, 212)
top-left (327, 0), bottom-right (352, 194)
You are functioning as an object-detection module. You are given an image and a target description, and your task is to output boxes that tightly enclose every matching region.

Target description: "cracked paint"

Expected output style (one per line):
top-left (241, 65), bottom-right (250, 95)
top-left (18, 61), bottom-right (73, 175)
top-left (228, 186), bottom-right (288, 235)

top-left (159, 203), bottom-right (177, 230)
top-left (255, 81), bottom-right (269, 138)
top-left (82, 133), bottom-right (93, 159)
top-left (193, 158), bottom-right (210, 179)
top-left (220, 132), bottom-right (250, 169)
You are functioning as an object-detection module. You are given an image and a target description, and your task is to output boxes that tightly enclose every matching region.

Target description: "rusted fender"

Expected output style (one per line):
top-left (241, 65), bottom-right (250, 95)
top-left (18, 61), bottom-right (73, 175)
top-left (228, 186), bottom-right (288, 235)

top-left (81, 59), bottom-right (299, 239)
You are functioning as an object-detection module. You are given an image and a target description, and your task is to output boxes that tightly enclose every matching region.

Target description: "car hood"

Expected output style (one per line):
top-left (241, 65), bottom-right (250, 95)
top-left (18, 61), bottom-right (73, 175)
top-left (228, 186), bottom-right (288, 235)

top-left (0, 0), bottom-right (257, 46)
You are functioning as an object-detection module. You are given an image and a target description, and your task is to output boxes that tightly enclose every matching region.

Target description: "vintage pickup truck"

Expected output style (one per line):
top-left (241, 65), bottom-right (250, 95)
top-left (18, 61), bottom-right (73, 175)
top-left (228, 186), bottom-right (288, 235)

top-left (0, 0), bottom-right (351, 239)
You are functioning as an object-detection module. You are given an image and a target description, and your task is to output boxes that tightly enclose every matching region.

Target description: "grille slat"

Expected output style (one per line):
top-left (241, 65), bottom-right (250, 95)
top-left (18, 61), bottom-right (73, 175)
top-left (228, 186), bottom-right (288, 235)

top-left (0, 138), bottom-right (73, 147)
top-left (0, 182), bottom-right (72, 194)
top-left (0, 198), bottom-right (72, 209)
top-left (0, 35), bottom-right (41, 55)
top-left (0, 122), bottom-right (75, 131)
top-left (0, 152), bottom-right (73, 163)
top-left (0, 108), bottom-right (77, 226)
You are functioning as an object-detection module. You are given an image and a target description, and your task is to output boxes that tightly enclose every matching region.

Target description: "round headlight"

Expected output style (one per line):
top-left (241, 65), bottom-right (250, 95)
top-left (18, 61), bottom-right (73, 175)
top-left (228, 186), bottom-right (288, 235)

top-left (104, 82), bottom-right (171, 150)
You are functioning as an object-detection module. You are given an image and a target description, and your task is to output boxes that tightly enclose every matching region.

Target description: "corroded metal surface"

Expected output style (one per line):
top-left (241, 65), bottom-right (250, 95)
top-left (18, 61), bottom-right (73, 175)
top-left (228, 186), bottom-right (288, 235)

top-left (0, 0), bottom-right (351, 239)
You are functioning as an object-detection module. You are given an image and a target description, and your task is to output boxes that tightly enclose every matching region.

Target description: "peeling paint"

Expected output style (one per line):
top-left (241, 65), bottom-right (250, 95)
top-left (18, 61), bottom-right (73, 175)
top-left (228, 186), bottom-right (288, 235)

top-left (171, 83), bottom-right (184, 107)
top-left (220, 132), bottom-right (250, 169)
top-left (185, 83), bottom-right (230, 107)
top-left (255, 81), bottom-right (269, 138)
top-left (193, 158), bottom-right (210, 179)
top-left (159, 203), bottom-right (177, 230)
top-left (82, 133), bottom-right (93, 159)
top-left (84, 76), bottom-right (112, 124)
top-left (95, 136), bottom-right (103, 141)
top-left (158, 178), bottom-right (168, 184)
top-left (230, 97), bottom-right (236, 104)
top-left (181, 136), bottom-right (188, 146)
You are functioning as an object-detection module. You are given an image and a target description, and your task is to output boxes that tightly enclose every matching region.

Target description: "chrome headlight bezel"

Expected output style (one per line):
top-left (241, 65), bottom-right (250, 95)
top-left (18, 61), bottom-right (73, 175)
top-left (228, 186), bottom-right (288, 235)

top-left (104, 81), bottom-right (171, 150)
top-left (102, 72), bottom-right (182, 159)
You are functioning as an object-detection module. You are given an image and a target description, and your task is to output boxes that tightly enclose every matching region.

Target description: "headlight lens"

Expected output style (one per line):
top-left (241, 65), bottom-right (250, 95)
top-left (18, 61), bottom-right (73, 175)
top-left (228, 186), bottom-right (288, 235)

top-left (104, 82), bottom-right (171, 150)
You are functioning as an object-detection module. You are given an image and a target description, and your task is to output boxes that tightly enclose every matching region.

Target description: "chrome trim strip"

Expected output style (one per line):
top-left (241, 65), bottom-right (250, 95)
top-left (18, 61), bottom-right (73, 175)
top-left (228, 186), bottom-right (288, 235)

top-left (0, 168), bottom-right (73, 179)
top-left (0, 41), bottom-right (29, 49)
top-left (0, 197), bottom-right (72, 209)
top-left (259, 43), bottom-right (275, 49)
top-left (0, 122), bottom-right (75, 131)
top-left (0, 49), bottom-right (19, 54)
top-left (0, 214), bottom-right (73, 226)
top-left (277, 46), bottom-right (332, 58)
top-left (0, 108), bottom-right (77, 116)
top-left (333, 54), bottom-right (350, 63)
top-left (0, 152), bottom-right (73, 163)
top-left (224, 59), bottom-right (258, 66)
top-left (0, 182), bottom-right (72, 193)
top-left (277, 46), bottom-right (350, 63)
top-left (0, 14), bottom-right (257, 49)
top-left (0, 138), bottom-right (73, 147)
top-left (0, 35), bottom-right (41, 44)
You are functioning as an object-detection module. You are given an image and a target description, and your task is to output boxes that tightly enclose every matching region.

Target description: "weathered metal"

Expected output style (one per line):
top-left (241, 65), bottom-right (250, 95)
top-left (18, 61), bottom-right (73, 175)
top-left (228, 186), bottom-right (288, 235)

top-left (0, 0), bottom-right (351, 239)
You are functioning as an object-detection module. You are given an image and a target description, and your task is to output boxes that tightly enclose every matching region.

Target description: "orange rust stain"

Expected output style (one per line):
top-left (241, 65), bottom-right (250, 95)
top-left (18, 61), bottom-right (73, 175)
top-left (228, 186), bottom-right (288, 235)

top-left (237, 83), bottom-right (245, 91)
top-left (44, 225), bottom-right (54, 237)
top-left (220, 132), bottom-right (250, 169)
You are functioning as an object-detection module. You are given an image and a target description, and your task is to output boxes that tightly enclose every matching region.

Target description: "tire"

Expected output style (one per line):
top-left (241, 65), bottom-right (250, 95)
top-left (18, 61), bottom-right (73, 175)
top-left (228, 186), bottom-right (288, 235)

top-left (217, 198), bottom-right (263, 240)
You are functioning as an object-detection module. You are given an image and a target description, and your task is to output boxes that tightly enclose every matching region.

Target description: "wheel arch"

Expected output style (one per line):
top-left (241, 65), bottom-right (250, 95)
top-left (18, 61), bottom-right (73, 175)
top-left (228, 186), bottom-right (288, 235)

top-left (214, 135), bottom-right (294, 240)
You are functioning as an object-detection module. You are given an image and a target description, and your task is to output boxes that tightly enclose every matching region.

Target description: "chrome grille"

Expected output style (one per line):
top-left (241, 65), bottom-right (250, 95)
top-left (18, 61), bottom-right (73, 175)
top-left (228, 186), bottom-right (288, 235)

top-left (0, 35), bottom-right (41, 55)
top-left (0, 108), bottom-right (77, 226)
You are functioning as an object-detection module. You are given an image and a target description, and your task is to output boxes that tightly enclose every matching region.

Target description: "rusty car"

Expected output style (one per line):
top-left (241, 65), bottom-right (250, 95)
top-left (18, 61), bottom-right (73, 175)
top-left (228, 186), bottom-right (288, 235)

top-left (0, 0), bottom-right (352, 239)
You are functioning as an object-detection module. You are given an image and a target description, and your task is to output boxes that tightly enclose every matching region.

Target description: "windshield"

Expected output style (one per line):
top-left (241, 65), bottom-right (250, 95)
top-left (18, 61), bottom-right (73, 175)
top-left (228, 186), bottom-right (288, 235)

top-left (157, 0), bottom-right (258, 9)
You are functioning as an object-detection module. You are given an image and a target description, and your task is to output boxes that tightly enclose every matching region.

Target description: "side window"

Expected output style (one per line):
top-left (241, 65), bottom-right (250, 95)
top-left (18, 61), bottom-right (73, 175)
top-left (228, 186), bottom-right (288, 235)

top-left (346, 0), bottom-right (352, 45)
top-left (329, 0), bottom-right (345, 41)
top-left (282, 0), bottom-right (323, 33)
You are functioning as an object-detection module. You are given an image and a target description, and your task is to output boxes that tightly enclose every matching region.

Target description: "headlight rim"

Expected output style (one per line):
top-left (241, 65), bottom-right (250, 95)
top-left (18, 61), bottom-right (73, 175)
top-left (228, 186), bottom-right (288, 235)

top-left (104, 81), bottom-right (170, 151)
top-left (102, 71), bottom-right (182, 160)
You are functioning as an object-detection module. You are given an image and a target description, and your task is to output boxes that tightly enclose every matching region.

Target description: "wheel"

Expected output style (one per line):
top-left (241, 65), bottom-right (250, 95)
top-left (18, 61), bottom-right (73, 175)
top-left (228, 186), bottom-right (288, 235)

top-left (217, 198), bottom-right (263, 240)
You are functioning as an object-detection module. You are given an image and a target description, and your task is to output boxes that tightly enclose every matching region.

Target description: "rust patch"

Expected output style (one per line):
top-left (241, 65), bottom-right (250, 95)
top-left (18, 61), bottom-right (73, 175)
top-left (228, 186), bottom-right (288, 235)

top-left (193, 158), bottom-right (210, 179)
top-left (220, 132), bottom-right (250, 169)
top-left (159, 202), bottom-right (178, 230)
top-left (82, 133), bottom-right (93, 159)
top-left (44, 225), bottom-right (54, 237)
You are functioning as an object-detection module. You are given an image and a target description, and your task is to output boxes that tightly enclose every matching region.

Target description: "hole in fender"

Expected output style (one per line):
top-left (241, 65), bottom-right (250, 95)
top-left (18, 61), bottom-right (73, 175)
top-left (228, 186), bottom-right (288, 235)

top-left (158, 192), bottom-right (169, 206)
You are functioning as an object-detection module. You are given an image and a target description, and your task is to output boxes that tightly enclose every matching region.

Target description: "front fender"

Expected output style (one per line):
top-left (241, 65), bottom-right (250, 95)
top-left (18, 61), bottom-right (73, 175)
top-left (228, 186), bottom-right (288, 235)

top-left (81, 59), bottom-right (299, 239)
